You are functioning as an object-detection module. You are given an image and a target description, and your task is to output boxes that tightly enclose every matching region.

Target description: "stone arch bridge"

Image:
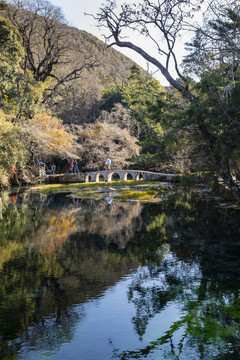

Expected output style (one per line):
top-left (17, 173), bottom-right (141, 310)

top-left (50, 170), bottom-right (179, 184)
top-left (84, 170), bottom-right (178, 183)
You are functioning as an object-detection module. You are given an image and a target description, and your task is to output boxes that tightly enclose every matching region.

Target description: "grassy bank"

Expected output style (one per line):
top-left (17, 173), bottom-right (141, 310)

top-left (31, 180), bottom-right (172, 201)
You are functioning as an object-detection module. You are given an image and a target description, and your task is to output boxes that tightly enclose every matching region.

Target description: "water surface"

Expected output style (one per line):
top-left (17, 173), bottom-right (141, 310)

top-left (0, 188), bottom-right (239, 359)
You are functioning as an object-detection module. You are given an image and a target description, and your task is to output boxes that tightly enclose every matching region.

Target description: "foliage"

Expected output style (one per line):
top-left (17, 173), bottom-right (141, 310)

top-left (0, 64), bottom-right (43, 118)
top-left (0, 11), bottom-right (43, 118)
top-left (0, 110), bottom-right (27, 186)
top-left (123, 65), bottom-right (166, 126)
top-left (0, 0), bottom-right (143, 188)
top-left (182, 3), bottom-right (240, 181)
top-left (99, 86), bottom-right (124, 112)
top-left (75, 121), bottom-right (139, 170)
top-left (95, 0), bottom-right (240, 200)
top-left (185, 70), bottom-right (240, 168)
top-left (0, 110), bottom-right (78, 186)
top-left (0, 13), bottom-right (23, 63)
top-left (5, 0), bottom-right (97, 89)
top-left (22, 113), bottom-right (77, 160)
top-left (0, 3), bottom-right (83, 185)
top-left (99, 66), bottom-right (189, 172)
top-left (98, 103), bottom-right (140, 138)
top-left (100, 65), bottom-right (167, 129)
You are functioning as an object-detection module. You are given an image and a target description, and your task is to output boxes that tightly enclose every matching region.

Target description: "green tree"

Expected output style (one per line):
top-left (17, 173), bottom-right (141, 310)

top-left (122, 66), bottom-right (185, 171)
top-left (0, 64), bottom-right (44, 118)
top-left (123, 65), bottom-right (166, 126)
top-left (183, 4), bottom-right (240, 178)
top-left (101, 65), bottom-right (167, 128)
top-left (0, 110), bottom-right (27, 186)
top-left (95, 0), bottom-right (240, 201)
top-left (0, 7), bottom-right (43, 118)
top-left (100, 65), bottom-right (184, 172)
top-left (0, 12), bottom-right (23, 63)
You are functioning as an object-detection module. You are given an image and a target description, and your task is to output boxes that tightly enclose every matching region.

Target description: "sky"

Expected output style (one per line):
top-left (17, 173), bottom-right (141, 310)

top-left (50, 0), bottom-right (203, 86)
top-left (51, 0), bottom-right (107, 36)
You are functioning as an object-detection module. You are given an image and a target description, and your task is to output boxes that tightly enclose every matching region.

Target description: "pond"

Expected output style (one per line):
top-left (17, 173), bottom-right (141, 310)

top-left (0, 187), bottom-right (240, 360)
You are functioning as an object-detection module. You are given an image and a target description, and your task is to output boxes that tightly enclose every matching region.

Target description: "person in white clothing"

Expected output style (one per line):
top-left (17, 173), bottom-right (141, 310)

top-left (105, 158), bottom-right (111, 170)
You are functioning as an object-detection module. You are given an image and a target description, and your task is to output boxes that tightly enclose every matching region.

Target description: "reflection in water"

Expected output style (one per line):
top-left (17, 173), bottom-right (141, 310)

top-left (0, 193), bottom-right (145, 359)
top-left (20, 306), bottom-right (83, 355)
top-left (73, 199), bottom-right (143, 248)
top-left (127, 252), bottom-right (201, 341)
top-left (0, 189), bottom-right (239, 359)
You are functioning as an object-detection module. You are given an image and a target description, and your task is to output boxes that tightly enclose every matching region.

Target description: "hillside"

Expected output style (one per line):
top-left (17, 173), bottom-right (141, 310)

top-left (49, 27), bottom-right (136, 124)
top-left (0, 0), bottom-right (169, 185)
top-left (3, 0), bottom-right (136, 124)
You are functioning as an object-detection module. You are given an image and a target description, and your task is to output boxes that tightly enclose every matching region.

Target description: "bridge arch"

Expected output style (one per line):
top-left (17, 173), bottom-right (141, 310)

top-left (85, 174), bottom-right (92, 182)
top-left (107, 172), bottom-right (120, 182)
top-left (123, 172), bottom-right (133, 181)
top-left (83, 169), bottom-right (176, 183)
top-left (95, 173), bottom-right (105, 182)
top-left (136, 173), bottom-right (144, 181)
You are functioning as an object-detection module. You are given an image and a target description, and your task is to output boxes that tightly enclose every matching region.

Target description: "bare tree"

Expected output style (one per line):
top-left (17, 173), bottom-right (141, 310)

top-left (5, 0), bottom-right (97, 100)
top-left (93, 0), bottom-right (240, 201)
top-left (74, 121), bottom-right (140, 171)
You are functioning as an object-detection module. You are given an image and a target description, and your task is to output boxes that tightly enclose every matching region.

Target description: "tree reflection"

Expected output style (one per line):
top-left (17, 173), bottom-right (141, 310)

top-left (21, 306), bottom-right (82, 352)
top-left (0, 188), bottom-right (240, 360)
top-left (0, 193), bottom-right (145, 359)
top-left (72, 198), bottom-right (143, 249)
top-left (115, 254), bottom-right (240, 359)
top-left (113, 189), bottom-right (240, 360)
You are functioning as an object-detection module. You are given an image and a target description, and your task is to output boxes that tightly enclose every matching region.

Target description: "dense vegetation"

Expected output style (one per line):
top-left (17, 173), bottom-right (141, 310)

top-left (0, 0), bottom-right (240, 201)
top-left (0, 0), bottom-right (139, 185)
top-left (95, 0), bottom-right (240, 201)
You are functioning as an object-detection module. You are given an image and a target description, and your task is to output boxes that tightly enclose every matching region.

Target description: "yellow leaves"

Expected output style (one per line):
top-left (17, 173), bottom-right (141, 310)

top-left (26, 112), bottom-right (74, 156)
top-left (0, 110), bottom-right (26, 183)
top-left (49, 216), bottom-right (57, 226)
top-left (39, 214), bottom-right (77, 257)
top-left (0, 15), bottom-right (24, 64)
top-left (0, 111), bottom-right (19, 139)
top-left (0, 109), bottom-right (12, 134)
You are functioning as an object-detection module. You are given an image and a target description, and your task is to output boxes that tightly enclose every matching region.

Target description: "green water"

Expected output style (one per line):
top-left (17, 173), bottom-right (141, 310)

top-left (0, 188), bottom-right (239, 359)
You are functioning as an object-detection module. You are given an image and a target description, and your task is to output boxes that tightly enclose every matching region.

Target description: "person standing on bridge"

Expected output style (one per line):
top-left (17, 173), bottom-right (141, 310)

top-left (51, 163), bottom-right (56, 175)
top-left (73, 160), bottom-right (80, 174)
top-left (105, 158), bottom-right (111, 170)
top-left (70, 160), bottom-right (74, 174)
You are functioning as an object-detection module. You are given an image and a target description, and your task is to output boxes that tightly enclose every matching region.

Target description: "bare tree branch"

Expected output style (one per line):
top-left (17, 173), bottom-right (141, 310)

top-left (5, 0), bottom-right (99, 92)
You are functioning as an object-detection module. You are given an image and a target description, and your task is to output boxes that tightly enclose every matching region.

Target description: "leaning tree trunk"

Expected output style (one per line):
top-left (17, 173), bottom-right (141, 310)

top-left (103, 29), bottom-right (240, 201)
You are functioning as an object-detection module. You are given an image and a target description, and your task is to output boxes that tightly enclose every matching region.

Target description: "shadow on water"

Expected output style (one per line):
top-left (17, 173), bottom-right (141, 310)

top-left (0, 187), bottom-right (239, 359)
